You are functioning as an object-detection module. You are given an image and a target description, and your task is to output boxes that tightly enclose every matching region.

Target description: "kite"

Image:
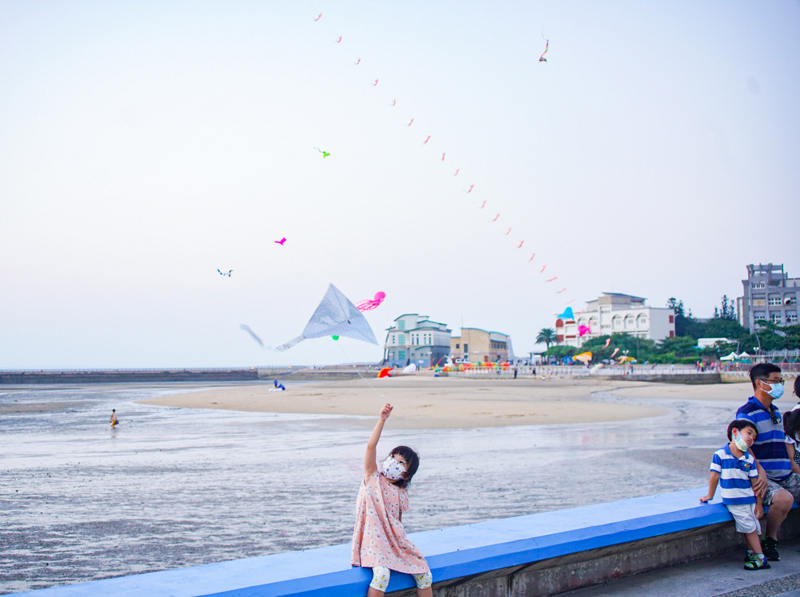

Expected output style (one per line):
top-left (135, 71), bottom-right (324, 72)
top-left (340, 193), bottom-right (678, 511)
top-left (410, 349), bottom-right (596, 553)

top-left (590, 364), bottom-right (604, 374)
top-left (217, 269), bottom-right (232, 277)
top-left (314, 147), bottom-right (330, 158)
top-left (240, 324), bottom-right (263, 347)
top-left (566, 299), bottom-right (576, 305)
top-left (275, 238), bottom-right (286, 245)
top-left (529, 253), bottom-right (536, 262)
top-left (479, 201), bottom-right (486, 209)
top-left (505, 228), bottom-right (512, 235)
top-left (610, 348), bottom-right (620, 359)
top-left (441, 153), bottom-right (446, 161)
top-left (403, 363), bottom-right (417, 374)
top-left (335, 36), bottom-right (342, 43)
top-left (540, 265), bottom-right (546, 273)
top-left (373, 79), bottom-right (379, 86)
top-left (557, 307), bottom-right (574, 320)
top-left (423, 135), bottom-right (431, 144)
top-left (355, 291), bottom-right (386, 312)
top-left (539, 39), bottom-right (549, 62)
top-left (391, 99), bottom-right (396, 106)
top-left (604, 338), bottom-right (611, 348)
top-left (492, 214), bottom-right (500, 222)
top-left (573, 352), bottom-right (592, 366)
top-left (408, 118), bottom-right (414, 126)
top-left (556, 288), bottom-right (567, 294)
top-left (467, 185), bottom-right (474, 193)
top-left (314, 14), bottom-right (322, 21)
top-left (546, 277), bottom-right (557, 282)
top-left (276, 283), bottom-right (378, 351)
top-left (354, 58), bottom-right (361, 65)
top-left (454, 169), bottom-right (459, 176)
top-left (377, 367), bottom-right (393, 378)
top-left (579, 325), bottom-right (591, 337)
top-left (517, 241), bottom-right (524, 248)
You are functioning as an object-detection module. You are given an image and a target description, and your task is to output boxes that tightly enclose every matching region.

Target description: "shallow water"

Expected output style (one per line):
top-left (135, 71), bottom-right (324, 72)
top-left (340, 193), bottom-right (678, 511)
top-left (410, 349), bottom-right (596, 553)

top-left (0, 383), bottom-right (744, 593)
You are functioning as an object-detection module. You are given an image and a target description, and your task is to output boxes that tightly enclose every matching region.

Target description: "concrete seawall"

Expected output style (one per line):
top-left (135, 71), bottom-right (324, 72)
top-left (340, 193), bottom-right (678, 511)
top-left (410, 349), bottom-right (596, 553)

top-left (0, 369), bottom-right (259, 384)
top-left (18, 489), bottom-right (799, 597)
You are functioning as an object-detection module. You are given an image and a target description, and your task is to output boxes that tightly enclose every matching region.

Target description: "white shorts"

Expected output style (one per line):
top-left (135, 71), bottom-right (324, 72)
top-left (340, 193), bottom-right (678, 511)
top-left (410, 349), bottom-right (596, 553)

top-left (726, 503), bottom-right (761, 535)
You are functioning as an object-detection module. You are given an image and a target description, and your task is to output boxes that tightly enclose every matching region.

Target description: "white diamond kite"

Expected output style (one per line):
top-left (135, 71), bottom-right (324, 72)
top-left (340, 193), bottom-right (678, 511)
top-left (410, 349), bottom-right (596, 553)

top-left (276, 284), bottom-right (378, 351)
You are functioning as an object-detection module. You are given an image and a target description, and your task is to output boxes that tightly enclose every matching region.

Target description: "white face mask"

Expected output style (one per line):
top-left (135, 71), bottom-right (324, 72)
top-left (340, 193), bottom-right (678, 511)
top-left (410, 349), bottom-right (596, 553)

top-left (732, 430), bottom-right (749, 453)
top-left (381, 456), bottom-right (406, 481)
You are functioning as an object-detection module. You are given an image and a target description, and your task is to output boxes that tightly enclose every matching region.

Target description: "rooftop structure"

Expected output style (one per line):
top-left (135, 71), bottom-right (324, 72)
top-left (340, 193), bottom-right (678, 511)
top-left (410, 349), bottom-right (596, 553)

top-left (383, 314), bottom-right (451, 368)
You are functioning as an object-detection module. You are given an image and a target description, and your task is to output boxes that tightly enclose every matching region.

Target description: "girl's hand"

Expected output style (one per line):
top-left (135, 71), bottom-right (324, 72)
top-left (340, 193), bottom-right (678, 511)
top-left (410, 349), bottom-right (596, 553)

top-left (380, 403), bottom-right (393, 420)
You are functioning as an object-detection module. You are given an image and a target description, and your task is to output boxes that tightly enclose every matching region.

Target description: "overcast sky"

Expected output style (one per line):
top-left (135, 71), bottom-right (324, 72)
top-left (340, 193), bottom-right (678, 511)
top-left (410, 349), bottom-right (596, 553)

top-left (1, 1), bottom-right (798, 369)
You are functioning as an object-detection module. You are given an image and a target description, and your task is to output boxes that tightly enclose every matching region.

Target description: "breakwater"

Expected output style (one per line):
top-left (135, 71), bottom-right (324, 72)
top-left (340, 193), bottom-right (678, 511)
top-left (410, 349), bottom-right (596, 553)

top-left (0, 368), bottom-right (259, 384)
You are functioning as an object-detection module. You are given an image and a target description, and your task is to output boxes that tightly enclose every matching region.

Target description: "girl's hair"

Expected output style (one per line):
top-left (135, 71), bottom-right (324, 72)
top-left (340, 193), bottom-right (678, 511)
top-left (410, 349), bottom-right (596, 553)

top-left (390, 446), bottom-right (420, 488)
top-left (794, 376), bottom-right (800, 399)
top-left (784, 409), bottom-right (800, 443)
top-left (727, 419), bottom-right (757, 441)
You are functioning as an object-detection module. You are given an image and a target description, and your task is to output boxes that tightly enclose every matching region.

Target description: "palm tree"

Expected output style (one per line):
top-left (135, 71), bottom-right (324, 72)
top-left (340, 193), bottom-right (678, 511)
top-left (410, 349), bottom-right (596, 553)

top-left (536, 327), bottom-right (559, 350)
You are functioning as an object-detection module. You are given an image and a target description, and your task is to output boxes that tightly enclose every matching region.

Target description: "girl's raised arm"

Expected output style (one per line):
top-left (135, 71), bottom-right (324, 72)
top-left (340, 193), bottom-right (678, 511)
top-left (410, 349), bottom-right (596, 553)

top-left (364, 403), bottom-right (393, 479)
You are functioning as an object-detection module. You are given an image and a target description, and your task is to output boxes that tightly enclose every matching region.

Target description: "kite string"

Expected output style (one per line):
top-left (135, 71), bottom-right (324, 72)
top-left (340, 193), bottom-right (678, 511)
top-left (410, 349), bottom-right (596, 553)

top-left (335, 340), bottom-right (385, 399)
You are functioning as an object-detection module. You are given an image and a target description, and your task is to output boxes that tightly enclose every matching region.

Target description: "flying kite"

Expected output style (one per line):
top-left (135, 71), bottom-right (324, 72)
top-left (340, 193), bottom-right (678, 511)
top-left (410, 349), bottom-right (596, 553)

top-left (314, 147), bottom-right (330, 158)
top-left (423, 135), bottom-right (431, 144)
top-left (492, 214), bottom-right (500, 222)
top-left (391, 99), bottom-right (396, 106)
top-left (454, 169), bottom-right (459, 176)
top-left (217, 269), bottom-right (232, 277)
top-left (529, 253), bottom-right (536, 262)
top-left (604, 338), bottom-right (611, 348)
top-left (354, 58), bottom-right (361, 65)
top-left (355, 291), bottom-right (386, 312)
top-left (557, 307), bottom-right (574, 320)
top-left (441, 153), bottom-right (446, 161)
top-left (578, 325), bottom-right (591, 337)
top-left (539, 39), bottom-right (549, 62)
top-left (540, 265), bottom-right (546, 273)
top-left (373, 79), bottom-right (379, 86)
top-left (377, 367), bottom-right (393, 378)
top-left (335, 36), bottom-right (342, 43)
top-left (505, 228), bottom-right (512, 235)
top-left (275, 238), bottom-right (286, 246)
top-left (408, 118), bottom-right (414, 126)
top-left (573, 352), bottom-right (592, 366)
top-left (467, 185), bottom-right (474, 193)
top-left (314, 14), bottom-right (322, 21)
top-left (610, 348), bottom-right (620, 359)
top-left (546, 277), bottom-right (557, 282)
top-left (479, 201), bottom-right (486, 209)
top-left (517, 241), bottom-right (524, 248)
top-left (556, 288), bottom-right (567, 294)
top-left (240, 324), bottom-right (264, 348)
top-left (276, 284), bottom-right (378, 351)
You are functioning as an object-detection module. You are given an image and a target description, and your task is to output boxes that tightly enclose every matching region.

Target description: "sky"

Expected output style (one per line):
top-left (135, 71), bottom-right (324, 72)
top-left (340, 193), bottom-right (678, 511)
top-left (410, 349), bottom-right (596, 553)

top-left (1, 1), bottom-right (799, 369)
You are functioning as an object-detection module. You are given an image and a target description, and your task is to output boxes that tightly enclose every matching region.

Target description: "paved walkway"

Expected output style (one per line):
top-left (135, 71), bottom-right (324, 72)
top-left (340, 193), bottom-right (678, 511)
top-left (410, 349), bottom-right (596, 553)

top-left (561, 539), bottom-right (800, 597)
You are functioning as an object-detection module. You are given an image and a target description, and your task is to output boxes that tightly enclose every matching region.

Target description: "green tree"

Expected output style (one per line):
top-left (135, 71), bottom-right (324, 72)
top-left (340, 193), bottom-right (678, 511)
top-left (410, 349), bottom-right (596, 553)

top-left (536, 328), bottom-right (559, 350)
top-left (667, 297), bottom-right (693, 337)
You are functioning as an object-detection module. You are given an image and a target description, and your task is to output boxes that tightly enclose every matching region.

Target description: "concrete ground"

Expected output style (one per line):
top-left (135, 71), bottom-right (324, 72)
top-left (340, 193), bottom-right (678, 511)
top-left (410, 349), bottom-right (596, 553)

top-left (561, 539), bottom-right (800, 597)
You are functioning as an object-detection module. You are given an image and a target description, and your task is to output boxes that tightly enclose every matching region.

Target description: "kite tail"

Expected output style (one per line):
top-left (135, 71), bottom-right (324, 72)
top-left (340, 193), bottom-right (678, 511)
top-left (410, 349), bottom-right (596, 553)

top-left (276, 336), bottom-right (305, 352)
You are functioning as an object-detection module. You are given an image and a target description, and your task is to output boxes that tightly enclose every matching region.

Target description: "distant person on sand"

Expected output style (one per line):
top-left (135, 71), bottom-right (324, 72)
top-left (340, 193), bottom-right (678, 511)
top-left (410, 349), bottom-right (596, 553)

top-left (110, 409), bottom-right (119, 427)
top-left (700, 420), bottom-right (768, 570)
top-left (351, 403), bottom-right (432, 596)
top-left (735, 363), bottom-right (800, 562)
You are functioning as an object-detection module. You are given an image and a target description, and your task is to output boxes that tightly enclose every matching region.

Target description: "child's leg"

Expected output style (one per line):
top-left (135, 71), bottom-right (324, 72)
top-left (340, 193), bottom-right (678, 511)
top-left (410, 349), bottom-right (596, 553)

top-left (414, 571), bottom-right (433, 597)
top-left (744, 531), bottom-right (763, 555)
top-left (368, 567), bottom-right (390, 597)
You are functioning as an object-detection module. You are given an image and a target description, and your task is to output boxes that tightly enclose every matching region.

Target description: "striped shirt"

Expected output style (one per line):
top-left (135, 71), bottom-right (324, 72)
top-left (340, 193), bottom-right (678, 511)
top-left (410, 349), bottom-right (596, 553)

top-left (709, 445), bottom-right (757, 505)
top-left (736, 396), bottom-right (791, 482)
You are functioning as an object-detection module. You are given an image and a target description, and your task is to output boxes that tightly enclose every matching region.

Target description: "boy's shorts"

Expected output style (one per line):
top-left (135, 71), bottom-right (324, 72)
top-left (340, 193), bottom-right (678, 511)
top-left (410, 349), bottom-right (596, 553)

top-left (726, 503), bottom-right (761, 535)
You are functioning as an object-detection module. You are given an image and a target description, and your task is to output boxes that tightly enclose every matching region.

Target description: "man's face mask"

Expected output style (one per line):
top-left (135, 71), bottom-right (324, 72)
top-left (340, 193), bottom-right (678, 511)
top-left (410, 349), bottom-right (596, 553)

top-left (761, 380), bottom-right (785, 400)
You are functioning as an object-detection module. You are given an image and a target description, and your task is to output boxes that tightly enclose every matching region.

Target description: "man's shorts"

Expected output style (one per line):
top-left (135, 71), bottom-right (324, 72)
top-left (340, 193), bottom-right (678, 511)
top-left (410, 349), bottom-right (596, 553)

top-left (763, 472), bottom-right (800, 506)
top-left (726, 503), bottom-right (761, 535)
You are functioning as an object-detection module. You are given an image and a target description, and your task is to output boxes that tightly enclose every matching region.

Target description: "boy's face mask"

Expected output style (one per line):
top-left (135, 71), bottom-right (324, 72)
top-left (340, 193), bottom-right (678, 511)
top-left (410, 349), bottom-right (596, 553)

top-left (732, 430), bottom-right (749, 453)
top-left (381, 456), bottom-right (406, 481)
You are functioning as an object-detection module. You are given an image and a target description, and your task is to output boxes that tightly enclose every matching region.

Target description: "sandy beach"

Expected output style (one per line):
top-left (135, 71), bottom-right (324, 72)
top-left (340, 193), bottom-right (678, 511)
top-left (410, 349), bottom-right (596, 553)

top-left (135, 376), bottom-right (710, 428)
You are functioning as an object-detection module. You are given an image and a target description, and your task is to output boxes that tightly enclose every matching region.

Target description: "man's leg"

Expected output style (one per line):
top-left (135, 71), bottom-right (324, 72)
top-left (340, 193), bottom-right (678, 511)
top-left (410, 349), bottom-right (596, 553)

top-left (765, 488), bottom-right (793, 540)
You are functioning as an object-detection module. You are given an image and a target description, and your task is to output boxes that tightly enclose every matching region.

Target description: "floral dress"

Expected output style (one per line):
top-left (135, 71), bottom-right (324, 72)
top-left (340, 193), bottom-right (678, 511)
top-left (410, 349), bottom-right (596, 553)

top-left (351, 470), bottom-right (429, 574)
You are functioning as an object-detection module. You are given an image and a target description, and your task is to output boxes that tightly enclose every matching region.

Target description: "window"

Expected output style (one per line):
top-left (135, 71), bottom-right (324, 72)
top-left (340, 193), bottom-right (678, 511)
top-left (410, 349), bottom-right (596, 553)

top-left (788, 313), bottom-right (798, 324)
top-left (398, 334), bottom-right (406, 345)
top-left (625, 315), bottom-right (635, 329)
top-left (398, 321), bottom-right (405, 330)
top-left (785, 295), bottom-right (797, 306)
top-left (456, 343), bottom-right (460, 349)
top-left (391, 335), bottom-right (396, 344)
top-left (669, 315), bottom-right (674, 323)
top-left (770, 313), bottom-right (782, 324)
top-left (768, 296), bottom-right (782, 306)
top-left (637, 315), bottom-right (648, 328)
top-left (752, 282), bottom-right (766, 289)
top-left (669, 331), bottom-right (675, 338)
top-left (613, 316), bottom-right (623, 330)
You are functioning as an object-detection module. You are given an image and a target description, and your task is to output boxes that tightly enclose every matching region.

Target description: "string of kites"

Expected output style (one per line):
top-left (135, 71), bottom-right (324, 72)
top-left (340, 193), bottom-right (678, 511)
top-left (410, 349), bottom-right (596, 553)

top-left (310, 13), bottom-right (572, 301)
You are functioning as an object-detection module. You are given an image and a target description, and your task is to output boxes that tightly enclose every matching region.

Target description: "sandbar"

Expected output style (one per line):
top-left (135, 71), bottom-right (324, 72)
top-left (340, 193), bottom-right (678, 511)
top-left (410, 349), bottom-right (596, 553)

top-left (138, 377), bottom-right (680, 429)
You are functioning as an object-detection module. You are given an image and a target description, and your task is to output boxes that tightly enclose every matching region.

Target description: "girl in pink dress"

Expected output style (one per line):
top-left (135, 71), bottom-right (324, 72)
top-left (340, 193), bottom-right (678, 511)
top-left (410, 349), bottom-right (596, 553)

top-left (351, 403), bottom-right (432, 596)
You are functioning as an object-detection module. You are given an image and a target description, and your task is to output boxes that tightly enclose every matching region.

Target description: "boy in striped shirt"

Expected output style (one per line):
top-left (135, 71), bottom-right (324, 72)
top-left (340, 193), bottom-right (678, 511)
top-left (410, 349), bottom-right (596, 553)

top-left (700, 420), bottom-right (769, 570)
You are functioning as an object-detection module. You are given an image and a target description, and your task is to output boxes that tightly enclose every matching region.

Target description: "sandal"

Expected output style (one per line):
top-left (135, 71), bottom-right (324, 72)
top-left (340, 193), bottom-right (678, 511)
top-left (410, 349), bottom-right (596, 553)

top-left (744, 557), bottom-right (771, 571)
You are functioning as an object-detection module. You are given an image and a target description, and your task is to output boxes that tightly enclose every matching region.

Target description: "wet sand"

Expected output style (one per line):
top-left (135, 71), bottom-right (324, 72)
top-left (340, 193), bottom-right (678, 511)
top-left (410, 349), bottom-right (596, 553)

top-left (139, 377), bottom-right (671, 428)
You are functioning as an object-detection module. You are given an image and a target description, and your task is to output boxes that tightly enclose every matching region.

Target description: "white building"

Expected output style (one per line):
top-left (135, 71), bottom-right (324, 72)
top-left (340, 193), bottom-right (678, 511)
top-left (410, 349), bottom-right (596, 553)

top-left (383, 314), bottom-right (451, 368)
top-left (556, 292), bottom-right (676, 348)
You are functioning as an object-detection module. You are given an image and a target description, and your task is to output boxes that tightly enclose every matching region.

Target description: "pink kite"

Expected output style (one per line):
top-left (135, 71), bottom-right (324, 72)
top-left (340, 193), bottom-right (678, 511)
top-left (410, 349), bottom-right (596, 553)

top-left (610, 348), bottom-right (620, 359)
top-left (423, 135), bottom-right (431, 144)
top-left (529, 253), bottom-right (536, 262)
top-left (517, 241), bottom-right (524, 248)
top-left (604, 338), bottom-right (611, 348)
top-left (492, 214), bottom-right (500, 222)
top-left (354, 58), bottom-right (361, 65)
top-left (505, 228), bottom-right (512, 235)
top-left (408, 118), bottom-right (414, 126)
top-left (579, 325), bottom-right (591, 337)
top-left (467, 185), bottom-right (474, 193)
top-left (441, 153), bottom-right (446, 161)
top-left (546, 277), bottom-right (557, 282)
top-left (314, 13), bottom-right (322, 21)
top-left (454, 169), bottom-right (459, 176)
top-left (479, 201), bottom-right (486, 209)
top-left (566, 299), bottom-right (576, 304)
top-left (540, 265), bottom-right (546, 273)
top-left (391, 99), bottom-right (396, 107)
top-left (556, 288), bottom-right (567, 294)
top-left (335, 36), bottom-right (342, 43)
top-left (275, 238), bottom-right (286, 246)
top-left (356, 291), bottom-right (386, 312)
top-left (373, 79), bottom-right (379, 86)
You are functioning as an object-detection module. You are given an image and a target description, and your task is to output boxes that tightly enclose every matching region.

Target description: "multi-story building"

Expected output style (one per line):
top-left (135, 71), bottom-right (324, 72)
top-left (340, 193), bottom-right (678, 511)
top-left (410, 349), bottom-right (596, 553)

top-left (450, 328), bottom-right (513, 362)
top-left (383, 314), bottom-right (451, 368)
top-left (738, 264), bottom-right (799, 332)
top-left (555, 292), bottom-right (675, 348)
